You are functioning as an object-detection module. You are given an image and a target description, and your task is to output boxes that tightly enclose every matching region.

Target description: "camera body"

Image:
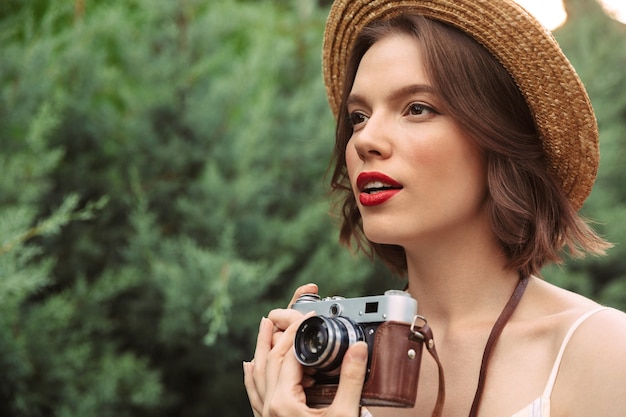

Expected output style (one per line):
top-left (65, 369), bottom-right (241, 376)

top-left (292, 290), bottom-right (417, 324)
top-left (292, 290), bottom-right (423, 407)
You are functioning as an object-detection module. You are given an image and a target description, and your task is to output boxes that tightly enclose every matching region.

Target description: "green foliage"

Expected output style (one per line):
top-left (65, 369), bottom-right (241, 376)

top-left (1, 0), bottom-right (624, 416)
top-left (0, 102), bottom-right (156, 416)
top-left (545, 0), bottom-right (626, 309)
top-left (2, 0), bottom-right (391, 416)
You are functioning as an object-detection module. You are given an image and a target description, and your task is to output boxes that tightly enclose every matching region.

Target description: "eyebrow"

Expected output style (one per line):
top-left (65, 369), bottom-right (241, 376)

top-left (347, 83), bottom-right (438, 108)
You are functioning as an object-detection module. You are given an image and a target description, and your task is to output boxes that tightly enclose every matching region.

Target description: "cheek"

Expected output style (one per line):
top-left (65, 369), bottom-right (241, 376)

top-left (445, 147), bottom-right (489, 203)
top-left (408, 134), bottom-right (487, 194)
top-left (344, 144), bottom-right (360, 182)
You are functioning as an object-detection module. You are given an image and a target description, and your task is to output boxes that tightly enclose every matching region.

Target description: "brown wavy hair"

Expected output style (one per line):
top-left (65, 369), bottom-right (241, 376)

top-left (329, 13), bottom-right (610, 277)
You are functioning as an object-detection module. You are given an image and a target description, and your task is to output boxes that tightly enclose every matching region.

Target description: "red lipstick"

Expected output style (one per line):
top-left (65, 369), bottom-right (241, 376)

top-left (356, 172), bottom-right (403, 207)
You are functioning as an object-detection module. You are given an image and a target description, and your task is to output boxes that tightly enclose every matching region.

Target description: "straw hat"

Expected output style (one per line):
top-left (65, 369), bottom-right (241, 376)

top-left (323, 0), bottom-right (599, 211)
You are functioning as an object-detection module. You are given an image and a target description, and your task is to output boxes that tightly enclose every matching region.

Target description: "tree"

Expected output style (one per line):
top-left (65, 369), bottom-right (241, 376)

top-left (1, 0), bottom-right (393, 415)
top-left (544, 0), bottom-right (626, 309)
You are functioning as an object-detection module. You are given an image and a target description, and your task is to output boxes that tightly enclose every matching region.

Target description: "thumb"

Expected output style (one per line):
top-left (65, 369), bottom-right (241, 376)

top-left (330, 341), bottom-right (368, 412)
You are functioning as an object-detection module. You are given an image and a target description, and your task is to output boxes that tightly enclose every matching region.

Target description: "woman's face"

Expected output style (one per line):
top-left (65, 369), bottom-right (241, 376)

top-left (345, 34), bottom-right (489, 248)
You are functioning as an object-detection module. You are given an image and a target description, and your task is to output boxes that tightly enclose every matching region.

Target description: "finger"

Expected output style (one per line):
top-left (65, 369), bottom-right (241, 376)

top-left (274, 347), bottom-right (317, 390)
top-left (272, 330), bottom-right (283, 347)
top-left (270, 342), bottom-right (308, 406)
top-left (251, 317), bottom-right (274, 398)
top-left (243, 361), bottom-right (263, 417)
top-left (268, 308), bottom-right (306, 333)
top-left (263, 312), bottom-right (314, 398)
top-left (266, 312), bottom-right (313, 369)
top-left (265, 330), bottom-right (312, 417)
top-left (287, 283), bottom-right (319, 307)
top-left (328, 342), bottom-right (368, 413)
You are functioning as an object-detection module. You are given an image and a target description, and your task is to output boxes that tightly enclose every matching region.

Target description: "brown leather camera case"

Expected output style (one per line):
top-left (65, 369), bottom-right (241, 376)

top-left (304, 321), bottom-right (422, 408)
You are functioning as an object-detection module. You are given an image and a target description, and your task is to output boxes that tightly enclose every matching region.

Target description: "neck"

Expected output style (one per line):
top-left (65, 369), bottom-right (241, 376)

top-left (403, 231), bottom-right (520, 327)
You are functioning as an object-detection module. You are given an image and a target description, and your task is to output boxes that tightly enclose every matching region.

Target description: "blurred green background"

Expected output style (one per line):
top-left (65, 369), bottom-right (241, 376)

top-left (0, 0), bottom-right (624, 416)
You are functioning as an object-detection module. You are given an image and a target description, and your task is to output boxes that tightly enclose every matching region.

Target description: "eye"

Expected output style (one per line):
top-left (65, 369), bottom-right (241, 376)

top-left (348, 111), bottom-right (369, 127)
top-left (406, 103), bottom-right (436, 117)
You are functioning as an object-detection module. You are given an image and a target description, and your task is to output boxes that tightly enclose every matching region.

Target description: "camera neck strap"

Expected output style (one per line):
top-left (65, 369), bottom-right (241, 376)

top-left (468, 275), bottom-right (530, 417)
top-left (411, 275), bottom-right (529, 417)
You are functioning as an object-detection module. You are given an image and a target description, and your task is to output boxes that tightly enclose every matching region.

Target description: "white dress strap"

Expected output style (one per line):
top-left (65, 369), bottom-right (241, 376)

top-left (542, 307), bottom-right (610, 398)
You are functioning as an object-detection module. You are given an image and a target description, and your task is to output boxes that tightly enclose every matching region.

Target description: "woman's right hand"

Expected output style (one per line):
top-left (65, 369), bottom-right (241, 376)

top-left (243, 283), bottom-right (369, 417)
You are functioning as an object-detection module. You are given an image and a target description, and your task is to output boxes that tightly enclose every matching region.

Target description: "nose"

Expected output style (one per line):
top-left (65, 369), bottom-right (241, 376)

top-left (351, 114), bottom-right (393, 161)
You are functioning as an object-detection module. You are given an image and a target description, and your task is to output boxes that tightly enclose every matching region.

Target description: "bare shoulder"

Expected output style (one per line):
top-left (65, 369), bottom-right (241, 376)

top-left (552, 302), bottom-right (626, 416)
top-left (520, 278), bottom-right (626, 414)
top-left (530, 277), bottom-right (626, 361)
top-left (565, 305), bottom-right (626, 361)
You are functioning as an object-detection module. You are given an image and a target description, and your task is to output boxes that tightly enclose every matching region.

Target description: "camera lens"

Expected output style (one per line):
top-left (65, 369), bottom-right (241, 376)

top-left (303, 327), bottom-right (325, 354)
top-left (294, 316), bottom-right (364, 374)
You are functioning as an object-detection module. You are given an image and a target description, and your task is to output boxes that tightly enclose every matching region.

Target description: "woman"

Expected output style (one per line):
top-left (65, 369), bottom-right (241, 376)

top-left (243, 1), bottom-right (626, 416)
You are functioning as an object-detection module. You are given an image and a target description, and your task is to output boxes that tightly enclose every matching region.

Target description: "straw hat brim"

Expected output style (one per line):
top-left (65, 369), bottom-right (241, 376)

top-left (323, 0), bottom-right (598, 211)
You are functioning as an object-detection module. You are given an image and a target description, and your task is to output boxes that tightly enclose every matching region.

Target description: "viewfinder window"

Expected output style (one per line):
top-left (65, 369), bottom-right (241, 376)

top-left (365, 302), bottom-right (378, 313)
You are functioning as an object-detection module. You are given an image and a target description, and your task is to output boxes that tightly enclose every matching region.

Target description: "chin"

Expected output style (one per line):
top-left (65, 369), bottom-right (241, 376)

top-left (363, 229), bottom-right (402, 246)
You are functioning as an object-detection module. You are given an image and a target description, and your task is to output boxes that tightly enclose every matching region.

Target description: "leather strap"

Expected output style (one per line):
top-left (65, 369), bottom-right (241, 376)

top-left (467, 275), bottom-right (530, 417)
top-left (410, 321), bottom-right (445, 417)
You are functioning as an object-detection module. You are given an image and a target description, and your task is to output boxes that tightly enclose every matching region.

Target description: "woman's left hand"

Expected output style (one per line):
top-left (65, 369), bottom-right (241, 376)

top-left (243, 284), bottom-right (369, 416)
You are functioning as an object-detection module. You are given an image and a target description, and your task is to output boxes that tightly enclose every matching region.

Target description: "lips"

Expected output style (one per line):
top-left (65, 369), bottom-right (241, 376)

top-left (356, 172), bottom-right (403, 207)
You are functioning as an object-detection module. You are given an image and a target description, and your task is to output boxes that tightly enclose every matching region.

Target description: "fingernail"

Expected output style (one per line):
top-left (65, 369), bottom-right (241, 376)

top-left (259, 316), bottom-right (266, 331)
top-left (352, 342), bottom-right (368, 363)
top-left (302, 375), bottom-right (316, 388)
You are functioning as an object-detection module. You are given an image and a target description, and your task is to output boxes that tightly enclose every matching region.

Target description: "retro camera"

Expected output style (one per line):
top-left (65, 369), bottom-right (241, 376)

top-left (292, 290), bottom-right (422, 407)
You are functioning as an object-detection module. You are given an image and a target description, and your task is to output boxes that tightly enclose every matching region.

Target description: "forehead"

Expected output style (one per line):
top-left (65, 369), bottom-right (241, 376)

top-left (350, 34), bottom-right (433, 97)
